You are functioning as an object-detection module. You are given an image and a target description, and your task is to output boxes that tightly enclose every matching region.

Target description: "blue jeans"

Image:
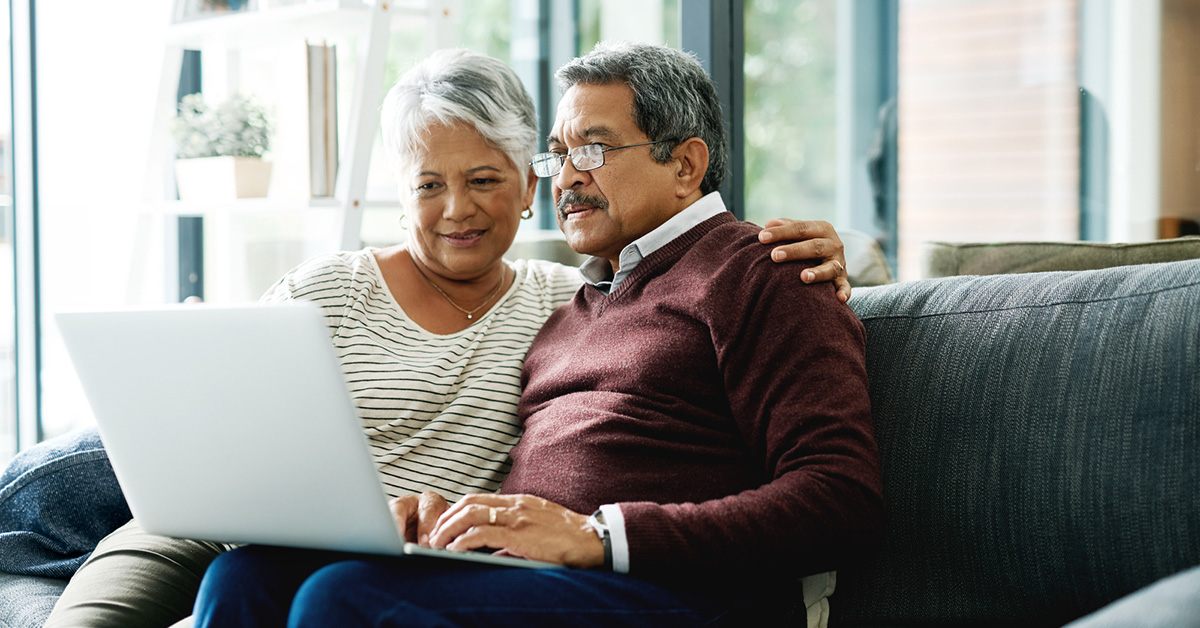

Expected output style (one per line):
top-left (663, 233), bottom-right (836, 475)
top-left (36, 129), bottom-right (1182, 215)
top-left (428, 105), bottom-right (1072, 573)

top-left (194, 546), bottom-right (779, 628)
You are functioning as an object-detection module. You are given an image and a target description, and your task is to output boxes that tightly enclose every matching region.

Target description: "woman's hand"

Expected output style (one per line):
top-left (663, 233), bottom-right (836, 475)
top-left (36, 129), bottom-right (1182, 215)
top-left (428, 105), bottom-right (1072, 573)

top-left (389, 491), bottom-right (450, 545)
top-left (758, 219), bottom-right (851, 302)
top-left (427, 494), bottom-right (604, 569)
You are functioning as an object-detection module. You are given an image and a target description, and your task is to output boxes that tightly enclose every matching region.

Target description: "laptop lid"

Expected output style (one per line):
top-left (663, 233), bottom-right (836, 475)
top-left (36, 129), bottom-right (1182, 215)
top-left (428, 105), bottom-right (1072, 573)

top-left (55, 303), bottom-right (407, 556)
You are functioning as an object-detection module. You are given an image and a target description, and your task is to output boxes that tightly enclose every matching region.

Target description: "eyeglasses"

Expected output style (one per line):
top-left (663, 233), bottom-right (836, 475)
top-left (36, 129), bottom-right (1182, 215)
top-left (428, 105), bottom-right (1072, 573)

top-left (529, 140), bottom-right (674, 178)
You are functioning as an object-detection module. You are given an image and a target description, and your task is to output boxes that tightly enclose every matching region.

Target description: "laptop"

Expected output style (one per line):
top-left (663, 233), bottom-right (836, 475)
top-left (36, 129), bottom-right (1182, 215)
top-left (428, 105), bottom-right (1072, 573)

top-left (55, 302), bottom-right (560, 570)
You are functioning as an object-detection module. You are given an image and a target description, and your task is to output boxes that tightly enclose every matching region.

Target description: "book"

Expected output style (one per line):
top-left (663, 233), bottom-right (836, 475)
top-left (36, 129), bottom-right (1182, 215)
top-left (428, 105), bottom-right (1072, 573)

top-left (307, 41), bottom-right (339, 197)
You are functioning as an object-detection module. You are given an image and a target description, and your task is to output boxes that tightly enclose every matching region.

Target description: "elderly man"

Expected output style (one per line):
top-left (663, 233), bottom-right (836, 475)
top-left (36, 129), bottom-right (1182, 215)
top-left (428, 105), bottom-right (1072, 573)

top-left (196, 41), bottom-right (883, 627)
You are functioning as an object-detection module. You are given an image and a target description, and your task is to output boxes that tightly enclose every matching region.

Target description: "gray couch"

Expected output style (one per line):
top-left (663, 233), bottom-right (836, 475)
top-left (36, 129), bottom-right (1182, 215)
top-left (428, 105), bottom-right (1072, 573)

top-left (833, 257), bottom-right (1200, 626)
top-left (1, 257), bottom-right (1197, 628)
top-left (920, 236), bottom-right (1200, 278)
top-left (0, 574), bottom-right (64, 627)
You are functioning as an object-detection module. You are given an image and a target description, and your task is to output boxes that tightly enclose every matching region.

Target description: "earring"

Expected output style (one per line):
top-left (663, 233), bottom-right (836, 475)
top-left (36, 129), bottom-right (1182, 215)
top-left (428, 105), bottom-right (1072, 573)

top-left (398, 211), bottom-right (407, 230)
top-left (521, 206), bottom-right (533, 220)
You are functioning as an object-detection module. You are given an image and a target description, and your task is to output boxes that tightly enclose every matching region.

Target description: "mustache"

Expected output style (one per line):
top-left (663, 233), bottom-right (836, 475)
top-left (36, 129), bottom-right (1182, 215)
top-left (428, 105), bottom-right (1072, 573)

top-left (556, 190), bottom-right (608, 219)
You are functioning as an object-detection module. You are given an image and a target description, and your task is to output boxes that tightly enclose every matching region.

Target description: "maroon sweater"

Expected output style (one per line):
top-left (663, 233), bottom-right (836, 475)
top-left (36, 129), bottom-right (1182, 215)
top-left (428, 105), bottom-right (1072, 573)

top-left (503, 212), bottom-right (884, 579)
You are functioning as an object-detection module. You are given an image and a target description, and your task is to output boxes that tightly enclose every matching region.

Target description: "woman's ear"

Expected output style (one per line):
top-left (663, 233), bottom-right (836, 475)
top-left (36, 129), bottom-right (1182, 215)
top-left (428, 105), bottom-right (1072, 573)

top-left (673, 138), bottom-right (710, 198)
top-left (523, 167), bottom-right (539, 209)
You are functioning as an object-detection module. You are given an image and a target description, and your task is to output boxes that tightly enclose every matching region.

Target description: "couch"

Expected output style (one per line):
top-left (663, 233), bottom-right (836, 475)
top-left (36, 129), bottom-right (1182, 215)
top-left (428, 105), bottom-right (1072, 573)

top-left (1, 254), bottom-right (1197, 628)
top-left (920, 236), bottom-right (1200, 278)
top-left (0, 428), bottom-right (125, 627)
top-left (833, 256), bottom-right (1200, 626)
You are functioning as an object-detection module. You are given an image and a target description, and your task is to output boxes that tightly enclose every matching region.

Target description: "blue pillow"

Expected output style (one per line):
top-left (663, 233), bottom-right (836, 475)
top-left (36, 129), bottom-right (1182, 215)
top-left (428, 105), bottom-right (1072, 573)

top-left (0, 427), bottom-right (131, 578)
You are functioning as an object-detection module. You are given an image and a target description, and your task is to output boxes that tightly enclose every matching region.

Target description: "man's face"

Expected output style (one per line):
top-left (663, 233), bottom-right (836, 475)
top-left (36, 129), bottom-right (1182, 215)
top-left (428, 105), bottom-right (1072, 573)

top-left (549, 82), bottom-right (679, 267)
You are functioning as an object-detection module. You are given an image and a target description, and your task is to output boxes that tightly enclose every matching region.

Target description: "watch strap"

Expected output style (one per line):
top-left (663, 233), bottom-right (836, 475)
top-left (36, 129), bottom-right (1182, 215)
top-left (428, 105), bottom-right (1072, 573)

top-left (587, 509), bottom-right (613, 570)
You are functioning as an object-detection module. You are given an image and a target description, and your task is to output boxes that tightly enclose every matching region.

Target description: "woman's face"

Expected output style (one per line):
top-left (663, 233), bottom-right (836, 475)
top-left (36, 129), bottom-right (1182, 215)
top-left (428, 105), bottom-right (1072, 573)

top-left (401, 121), bottom-right (537, 281)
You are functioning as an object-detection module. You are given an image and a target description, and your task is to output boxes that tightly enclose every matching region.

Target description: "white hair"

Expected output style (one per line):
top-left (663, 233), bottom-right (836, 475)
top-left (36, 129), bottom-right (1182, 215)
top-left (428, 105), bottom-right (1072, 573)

top-left (381, 49), bottom-right (539, 178)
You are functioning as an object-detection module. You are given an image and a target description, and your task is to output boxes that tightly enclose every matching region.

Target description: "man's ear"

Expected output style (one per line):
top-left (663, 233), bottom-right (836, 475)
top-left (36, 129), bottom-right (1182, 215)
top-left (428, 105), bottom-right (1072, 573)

top-left (673, 138), bottom-right (709, 198)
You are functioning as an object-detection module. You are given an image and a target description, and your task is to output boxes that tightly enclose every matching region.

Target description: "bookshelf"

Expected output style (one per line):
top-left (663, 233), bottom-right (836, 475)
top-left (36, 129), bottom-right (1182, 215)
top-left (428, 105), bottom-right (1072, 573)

top-left (145, 0), bottom-right (418, 252)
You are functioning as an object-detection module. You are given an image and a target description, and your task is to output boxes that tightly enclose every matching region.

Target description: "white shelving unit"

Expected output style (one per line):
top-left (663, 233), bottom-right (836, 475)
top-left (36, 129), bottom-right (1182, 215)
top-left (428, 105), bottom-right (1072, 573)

top-left (144, 0), bottom-right (421, 253)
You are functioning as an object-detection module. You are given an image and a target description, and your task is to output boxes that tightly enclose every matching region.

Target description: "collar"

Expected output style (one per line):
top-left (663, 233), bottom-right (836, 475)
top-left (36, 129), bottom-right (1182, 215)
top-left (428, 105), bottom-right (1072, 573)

top-left (579, 192), bottom-right (727, 291)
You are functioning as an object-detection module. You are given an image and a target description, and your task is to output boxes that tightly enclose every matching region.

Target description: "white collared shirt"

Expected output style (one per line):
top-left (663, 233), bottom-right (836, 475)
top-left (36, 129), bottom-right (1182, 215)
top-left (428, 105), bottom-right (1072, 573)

top-left (579, 192), bottom-right (728, 294)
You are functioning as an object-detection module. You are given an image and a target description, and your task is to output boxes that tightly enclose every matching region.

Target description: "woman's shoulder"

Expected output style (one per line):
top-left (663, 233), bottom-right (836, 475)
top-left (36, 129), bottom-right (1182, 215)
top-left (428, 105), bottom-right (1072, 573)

top-left (508, 258), bottom-right (583, 300)
top-left (260, 248), bottom-right (381, 304)
top-left (284, 249), bottom-right (381, 285)
top-left (510, 258), bottom-right (582, 286)
top-left (294, 248), bottom-right (376, 274)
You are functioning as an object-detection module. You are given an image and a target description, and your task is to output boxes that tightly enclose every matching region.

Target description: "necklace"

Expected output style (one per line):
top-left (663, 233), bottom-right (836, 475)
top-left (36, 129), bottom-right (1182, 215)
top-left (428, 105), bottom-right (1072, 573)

top-left (409, 253), bottom-right (508, 320)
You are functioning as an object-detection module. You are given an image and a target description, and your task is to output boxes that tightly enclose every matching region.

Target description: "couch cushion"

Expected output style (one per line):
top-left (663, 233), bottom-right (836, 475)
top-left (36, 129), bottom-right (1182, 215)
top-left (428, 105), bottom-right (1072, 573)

top-left (0, 427), bottom-right (131, 579)
top-left (920, 237), bottom-right (1200, 278)
top-left (842, 229), bottom-right (893, 287)
top-left (837, 259), bottom-right (1200, 627)
top-left (0, 573), bottom-right (67, 628)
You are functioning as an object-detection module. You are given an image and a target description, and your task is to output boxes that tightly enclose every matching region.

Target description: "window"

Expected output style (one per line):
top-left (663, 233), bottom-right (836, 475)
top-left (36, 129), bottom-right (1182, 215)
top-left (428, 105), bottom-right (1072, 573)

top-left (577, 0), bottom-right (681, 50)
top-left (743, 1), bottom-right (1187, 282)
top-left (896, 0), bottom-right (1081, 280)
top-left (9, 1), bottom-right (1191, 453)
top-left (743, 0), bottom-right (838, 229)
top-left (0, 0), bottom-right (13, 459)
top-left (35, 2), bottom-right (174, 441)
top-left (359, 0), bottom-right (683, 246)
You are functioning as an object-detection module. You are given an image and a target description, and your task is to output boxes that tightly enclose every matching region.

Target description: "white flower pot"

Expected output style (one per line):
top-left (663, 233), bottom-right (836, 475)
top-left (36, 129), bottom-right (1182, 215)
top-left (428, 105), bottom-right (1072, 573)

top-left (174, 156), bottom-right (272, 201)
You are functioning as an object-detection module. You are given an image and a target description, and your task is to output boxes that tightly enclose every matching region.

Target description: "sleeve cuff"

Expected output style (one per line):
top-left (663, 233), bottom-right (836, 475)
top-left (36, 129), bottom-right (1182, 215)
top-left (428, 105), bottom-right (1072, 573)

top-left (599, 504), bottom-right (629, 573)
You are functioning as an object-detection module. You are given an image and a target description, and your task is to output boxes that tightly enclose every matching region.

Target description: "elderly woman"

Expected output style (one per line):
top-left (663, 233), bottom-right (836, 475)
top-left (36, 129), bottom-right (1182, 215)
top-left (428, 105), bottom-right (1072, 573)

top-left (8, 48), bottom-right (849, 628)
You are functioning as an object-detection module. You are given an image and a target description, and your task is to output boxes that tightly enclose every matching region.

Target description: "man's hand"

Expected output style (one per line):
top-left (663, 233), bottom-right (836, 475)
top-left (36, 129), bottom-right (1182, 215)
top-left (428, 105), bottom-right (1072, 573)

top-left (427, 494), bottom-right (605, 569)
top-left (389, 491), bottom-right (450, 545)
top-left (758, 218), bottom-right (851, 302)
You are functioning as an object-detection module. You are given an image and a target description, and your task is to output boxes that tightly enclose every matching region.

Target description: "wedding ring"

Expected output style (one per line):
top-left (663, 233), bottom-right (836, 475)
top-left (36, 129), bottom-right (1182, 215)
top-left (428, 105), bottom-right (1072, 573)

top-left (832, 260), bottom-right (844, 275)
top-left (488, 506), bottom-right (497, 525)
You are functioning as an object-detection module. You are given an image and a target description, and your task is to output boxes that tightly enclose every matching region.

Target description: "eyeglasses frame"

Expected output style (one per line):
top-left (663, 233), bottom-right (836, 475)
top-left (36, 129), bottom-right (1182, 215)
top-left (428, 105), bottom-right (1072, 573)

top-left (529, 139), bottom-right (676, 178)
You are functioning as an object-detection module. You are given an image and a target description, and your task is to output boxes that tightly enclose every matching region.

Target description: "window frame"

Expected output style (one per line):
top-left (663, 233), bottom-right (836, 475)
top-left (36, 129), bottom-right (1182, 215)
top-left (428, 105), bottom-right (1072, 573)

top-left (11, 0), bottom-right (40, 451)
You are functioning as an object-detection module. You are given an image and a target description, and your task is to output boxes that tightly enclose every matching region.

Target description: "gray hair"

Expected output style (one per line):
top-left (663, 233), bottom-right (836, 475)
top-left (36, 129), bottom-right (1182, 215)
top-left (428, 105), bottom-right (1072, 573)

top-left (555, 41), bottom-right (727, 195)
top-left (381, 49), bottom-right (539, 177)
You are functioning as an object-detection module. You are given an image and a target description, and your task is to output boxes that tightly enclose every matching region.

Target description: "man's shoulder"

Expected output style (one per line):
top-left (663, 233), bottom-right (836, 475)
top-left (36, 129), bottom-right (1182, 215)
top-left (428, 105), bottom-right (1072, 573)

top-left (686, 219), bottom-right (797, 272)
top-left (702, 219), bottom-right (768, 249)
top-left (673, 219), bottom-right (831, 306)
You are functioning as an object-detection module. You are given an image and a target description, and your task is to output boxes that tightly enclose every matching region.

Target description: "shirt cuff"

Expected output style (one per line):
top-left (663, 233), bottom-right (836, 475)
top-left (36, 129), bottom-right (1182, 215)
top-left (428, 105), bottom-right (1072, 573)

top-left (599, 504), bottom-right (629, 573)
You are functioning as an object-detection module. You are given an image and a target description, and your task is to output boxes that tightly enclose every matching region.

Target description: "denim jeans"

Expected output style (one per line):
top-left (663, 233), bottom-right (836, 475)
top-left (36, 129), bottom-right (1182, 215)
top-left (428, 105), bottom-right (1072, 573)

top-left (193, 545), bottom-right (773, 628)
top-left (0, 427), bottom-right (131, 578)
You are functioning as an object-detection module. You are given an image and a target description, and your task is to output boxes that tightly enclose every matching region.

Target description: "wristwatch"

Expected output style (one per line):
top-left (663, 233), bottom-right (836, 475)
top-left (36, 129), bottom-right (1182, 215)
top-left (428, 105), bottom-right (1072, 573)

top-left (586, 509), bottom-right (614, 570)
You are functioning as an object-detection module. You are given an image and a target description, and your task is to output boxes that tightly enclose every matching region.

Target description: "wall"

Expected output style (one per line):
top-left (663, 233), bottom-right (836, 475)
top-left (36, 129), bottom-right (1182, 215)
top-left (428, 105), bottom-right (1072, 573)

top-left (898, 0), bottom-right (1080, 281)
top-left (1162, 0), bottom-right (1200, 227)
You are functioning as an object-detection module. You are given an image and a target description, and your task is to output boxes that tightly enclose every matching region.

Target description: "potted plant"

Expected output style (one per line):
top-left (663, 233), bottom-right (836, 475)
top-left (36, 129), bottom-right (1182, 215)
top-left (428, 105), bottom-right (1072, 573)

top-left (171, 93), bottom-right (273, 200)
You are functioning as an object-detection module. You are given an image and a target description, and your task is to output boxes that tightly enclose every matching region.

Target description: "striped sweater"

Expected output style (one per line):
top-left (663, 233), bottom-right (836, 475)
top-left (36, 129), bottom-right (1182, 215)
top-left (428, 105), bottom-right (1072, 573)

top-left (259, 248), bottom-right (581, 500)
